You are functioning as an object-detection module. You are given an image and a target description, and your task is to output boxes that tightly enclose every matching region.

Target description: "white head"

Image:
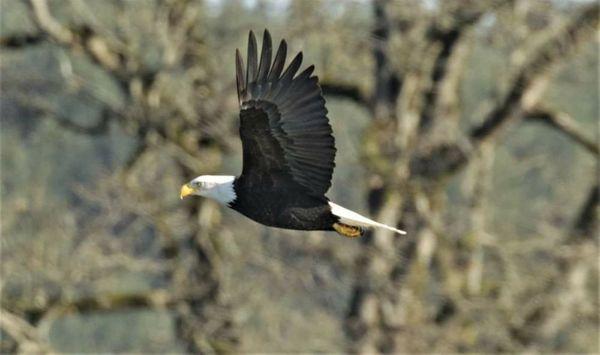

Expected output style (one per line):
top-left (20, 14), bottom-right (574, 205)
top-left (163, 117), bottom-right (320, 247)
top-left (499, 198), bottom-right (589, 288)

top-left (180, 175), bottom-right (236, 205)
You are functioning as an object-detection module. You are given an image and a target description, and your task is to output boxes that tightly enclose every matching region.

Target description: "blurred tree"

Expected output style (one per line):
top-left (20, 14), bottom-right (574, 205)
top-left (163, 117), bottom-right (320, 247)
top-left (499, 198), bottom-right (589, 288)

top-left (1, 0), bottom-right (597, 353)
top-left (320, 0), bottom-right (598, 352)
top-left (1, 0), bottom-right (238, 352)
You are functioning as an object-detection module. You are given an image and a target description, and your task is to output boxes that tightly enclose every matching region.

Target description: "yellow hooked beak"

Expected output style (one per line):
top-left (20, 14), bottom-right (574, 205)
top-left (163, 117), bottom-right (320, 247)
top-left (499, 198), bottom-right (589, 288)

top-left (180, 183), bottom-right (196, 199)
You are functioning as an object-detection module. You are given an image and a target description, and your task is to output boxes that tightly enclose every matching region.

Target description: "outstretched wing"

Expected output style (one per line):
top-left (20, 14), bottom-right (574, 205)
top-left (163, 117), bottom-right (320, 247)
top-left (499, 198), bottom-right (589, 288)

top-left (236, 30), bottom-right (336, 196)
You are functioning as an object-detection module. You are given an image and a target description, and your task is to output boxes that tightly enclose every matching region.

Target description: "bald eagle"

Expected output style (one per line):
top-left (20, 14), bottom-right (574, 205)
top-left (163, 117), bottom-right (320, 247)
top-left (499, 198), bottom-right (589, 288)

top-left (180, 30), bottom-right (406, 238)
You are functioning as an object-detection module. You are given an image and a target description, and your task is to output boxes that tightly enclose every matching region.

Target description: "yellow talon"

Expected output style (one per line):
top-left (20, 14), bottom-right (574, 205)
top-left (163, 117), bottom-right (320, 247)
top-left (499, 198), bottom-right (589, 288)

top-left (333, 223), bottom-right (363, 238)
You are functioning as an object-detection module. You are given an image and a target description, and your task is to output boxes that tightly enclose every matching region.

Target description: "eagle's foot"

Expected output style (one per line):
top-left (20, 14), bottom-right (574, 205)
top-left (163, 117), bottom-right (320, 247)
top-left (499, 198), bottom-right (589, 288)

top-left (333, 222), bottom-right (363, 238)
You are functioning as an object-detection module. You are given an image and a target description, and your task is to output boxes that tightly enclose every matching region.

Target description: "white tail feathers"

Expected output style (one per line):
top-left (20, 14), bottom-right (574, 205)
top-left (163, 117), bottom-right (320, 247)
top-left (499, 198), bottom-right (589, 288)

top-left (329, 202), bottom-right (407, 235)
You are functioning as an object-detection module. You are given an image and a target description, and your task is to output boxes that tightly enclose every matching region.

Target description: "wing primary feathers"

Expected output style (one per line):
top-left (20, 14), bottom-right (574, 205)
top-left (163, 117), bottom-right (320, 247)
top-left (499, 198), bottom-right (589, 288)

top-left (256, 30), bottom-right (272, 84)
top-left (268, 40), bottom-right (287, 82)
top-left (247, 31), bottom-right (258, 86)
top-left (297, 65), bottom-right (315, 79)
top-left (235, 49), bottom-right (246, 105)
top-left (280, 52), bottom-right (303, 84)
top-left (237, 30), bottom-right (336, 196)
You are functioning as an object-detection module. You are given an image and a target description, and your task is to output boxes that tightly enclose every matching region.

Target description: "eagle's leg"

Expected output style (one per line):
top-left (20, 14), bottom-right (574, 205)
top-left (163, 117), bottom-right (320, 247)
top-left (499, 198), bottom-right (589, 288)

top-left (333, 222), bottom-right (363, 238)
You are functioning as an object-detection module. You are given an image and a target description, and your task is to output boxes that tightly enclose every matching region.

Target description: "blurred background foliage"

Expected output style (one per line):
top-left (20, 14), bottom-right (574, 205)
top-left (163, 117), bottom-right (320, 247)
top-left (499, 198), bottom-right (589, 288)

top-left (0, 0), bottom-right (598, 353)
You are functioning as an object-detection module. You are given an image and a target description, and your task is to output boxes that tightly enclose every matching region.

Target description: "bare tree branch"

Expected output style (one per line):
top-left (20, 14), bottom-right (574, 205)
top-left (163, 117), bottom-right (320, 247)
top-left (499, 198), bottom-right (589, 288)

top-left (320, 82), bottom-right (370, 108)
top-left (28, 0), bottom-right (74, 43)
top-left (0, 32), bottom-right (45, 48)
top-left (411, 3), bottom-right (598, 181)
top-left (122, 140), bottom-right (149, 172)
top-left (469, 3), bottom-right (599, 143)
top-left (571, 182), bottom-right (599, 241)
top-left (27, 0), bottom-right (125, 76)
top-left (524, 108), bottom-right (599, 156)
top-left (372, 0), bottom-right (401, 117)
top-left (0, 308), bottom-right (54, 354)
top-left (419, 0), bottom-right (509, 131)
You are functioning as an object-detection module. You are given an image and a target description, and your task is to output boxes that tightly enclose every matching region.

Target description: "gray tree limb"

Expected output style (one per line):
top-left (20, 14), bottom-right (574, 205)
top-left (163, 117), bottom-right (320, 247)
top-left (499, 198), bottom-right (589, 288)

top-left (469, 3), bottom-right (599, 143)
top-left (524, 108), bottom-right (599, 156)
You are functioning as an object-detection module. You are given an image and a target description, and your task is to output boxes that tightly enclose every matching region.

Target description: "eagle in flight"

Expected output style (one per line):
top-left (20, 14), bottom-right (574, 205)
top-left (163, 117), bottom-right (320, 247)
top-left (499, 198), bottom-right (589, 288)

top-left (180, 30), bottom-right (406, 238)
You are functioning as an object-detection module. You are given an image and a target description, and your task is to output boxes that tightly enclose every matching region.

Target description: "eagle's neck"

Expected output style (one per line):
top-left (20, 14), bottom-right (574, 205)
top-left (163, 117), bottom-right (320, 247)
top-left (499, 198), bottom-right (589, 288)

top-left (200, 175), bottom-right (237, 206)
